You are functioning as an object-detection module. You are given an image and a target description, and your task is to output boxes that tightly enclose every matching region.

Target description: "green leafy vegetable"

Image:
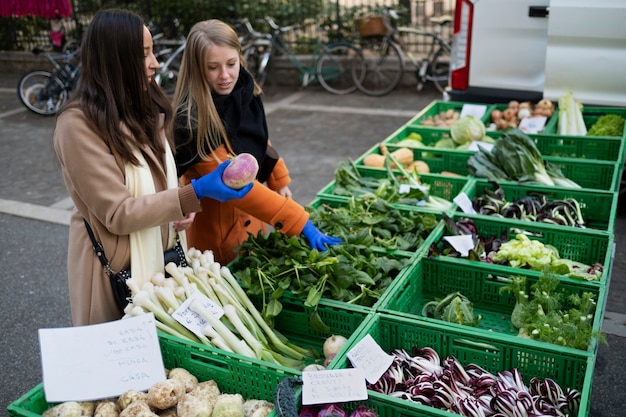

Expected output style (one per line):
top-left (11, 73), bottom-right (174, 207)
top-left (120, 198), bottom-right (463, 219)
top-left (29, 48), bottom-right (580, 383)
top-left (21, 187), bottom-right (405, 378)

top-left (467, 128), bottom-right (581, 188)
top-left (498, 273), bottom-right (606, 350)
top-left (587, 114), bottom-right (625, 136)
top-left (230, 231), bottom-right (411, 331)
top-left (451, 115), bottom-right (486, 144)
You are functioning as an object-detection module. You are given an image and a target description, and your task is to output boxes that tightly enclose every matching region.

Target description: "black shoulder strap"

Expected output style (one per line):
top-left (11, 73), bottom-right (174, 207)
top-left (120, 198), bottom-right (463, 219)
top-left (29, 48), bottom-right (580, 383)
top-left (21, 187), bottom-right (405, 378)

top-left (83, 218), bottom-right (114, 277)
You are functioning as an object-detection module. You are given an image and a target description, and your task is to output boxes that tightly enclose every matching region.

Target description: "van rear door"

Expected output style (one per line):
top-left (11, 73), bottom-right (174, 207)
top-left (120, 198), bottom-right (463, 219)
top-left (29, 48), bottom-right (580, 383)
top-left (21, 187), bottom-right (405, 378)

top-left (449, 0), bottom-right (550, 103)
top-left (543, 0), bottom-right (626, 106)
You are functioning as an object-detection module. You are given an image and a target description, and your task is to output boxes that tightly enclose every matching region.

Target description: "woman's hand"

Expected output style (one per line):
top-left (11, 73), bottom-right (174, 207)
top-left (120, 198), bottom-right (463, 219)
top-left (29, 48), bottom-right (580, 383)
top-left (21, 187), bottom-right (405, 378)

top-left (276, 185), bottom-right (292, 198)
top-left (173, 212), bottom-right (196, 231)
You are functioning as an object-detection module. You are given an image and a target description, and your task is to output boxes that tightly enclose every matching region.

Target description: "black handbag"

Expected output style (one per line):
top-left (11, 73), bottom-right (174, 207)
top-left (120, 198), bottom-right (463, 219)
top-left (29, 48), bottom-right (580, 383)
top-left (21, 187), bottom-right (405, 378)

top-left (83, 219), bottom-right (187, 314)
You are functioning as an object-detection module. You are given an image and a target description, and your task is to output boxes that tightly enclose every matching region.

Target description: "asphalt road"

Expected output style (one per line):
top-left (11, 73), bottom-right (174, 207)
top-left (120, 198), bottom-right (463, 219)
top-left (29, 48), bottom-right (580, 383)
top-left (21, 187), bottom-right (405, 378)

top-left (1, 72), bottom-right (625, 417)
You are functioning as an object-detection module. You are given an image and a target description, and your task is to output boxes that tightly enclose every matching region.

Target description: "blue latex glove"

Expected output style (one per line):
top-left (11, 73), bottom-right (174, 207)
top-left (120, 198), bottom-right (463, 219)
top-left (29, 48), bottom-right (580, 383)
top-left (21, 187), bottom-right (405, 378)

top-left (301, 220), bottom-right (342, 251)
top-left (191, 160), bottom-right (253, 202)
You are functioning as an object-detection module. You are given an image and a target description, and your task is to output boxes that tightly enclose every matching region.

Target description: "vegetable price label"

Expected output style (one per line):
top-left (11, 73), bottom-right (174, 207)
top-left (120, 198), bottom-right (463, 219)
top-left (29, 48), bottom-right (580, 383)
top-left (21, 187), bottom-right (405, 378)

top-left (460, 103), bottom-right (488, 119)
top-left (38, 313), bottom-right (166, 402)
top-left (518, 116), bottom-right (547, 134)
top-left (173, 290), bottom-right (225, 338)
top-left (443, 234), bottom-right (476, 257)
top-left (346, 334), bottom-right (394, 384)
top-left (453, 192), bottom-right (477, 214)
top-left (301, 368), bottom-right (368, 405)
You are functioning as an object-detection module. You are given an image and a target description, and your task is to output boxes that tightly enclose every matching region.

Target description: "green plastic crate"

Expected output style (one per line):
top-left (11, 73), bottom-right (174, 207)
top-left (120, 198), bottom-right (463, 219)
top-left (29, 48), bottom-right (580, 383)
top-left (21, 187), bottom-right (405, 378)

top-left (405, 100), bottom-right (494, 128)
top-left (546, 106), bottom-right (626, 139)
top-left (356, 143), bottom-right (472, 177)
top-left (7, 346), bottom-right (298, 417)
top-left (529, 133), bottom-right (624, 161)
top-left (429, 214), bottom-right (613, 286)
top-left (462, 179), bottom-right (620, 231)
top-left (382, 122), bottom-right (623, 162)
top-left (542, 156), bottom-right (620, 192)
top-left (7, 300), bottom-right (371, 417)
top-left (485, 102), bottom-right (558, 134)
top-left (377, 256), bottom-right (606, 354)
top-left (332, 313), bottom-right (595, 417)
top-left (357, 143), bottom-right (620, 190)
top-left (316, 165), bottom-right (471, 215)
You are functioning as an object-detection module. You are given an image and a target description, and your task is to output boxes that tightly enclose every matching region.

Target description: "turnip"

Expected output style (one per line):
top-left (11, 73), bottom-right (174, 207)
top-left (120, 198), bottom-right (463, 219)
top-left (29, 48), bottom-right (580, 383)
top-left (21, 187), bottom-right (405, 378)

top-left (322, 334), bottom-right (348, 359)
top-left (222, 153), bottom-right (259, 189)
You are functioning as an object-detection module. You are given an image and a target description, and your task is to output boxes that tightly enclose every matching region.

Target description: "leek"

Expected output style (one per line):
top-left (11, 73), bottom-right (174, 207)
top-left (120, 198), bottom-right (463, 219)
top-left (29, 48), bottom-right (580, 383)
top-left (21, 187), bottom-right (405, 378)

top-left (558, 91), bottom-right (587, 136)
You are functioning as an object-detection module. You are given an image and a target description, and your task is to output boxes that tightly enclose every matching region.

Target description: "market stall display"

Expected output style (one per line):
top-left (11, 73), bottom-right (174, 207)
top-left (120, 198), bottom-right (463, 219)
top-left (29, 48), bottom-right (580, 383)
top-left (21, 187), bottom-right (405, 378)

top-left (7, 96), bottom-right (624, 417)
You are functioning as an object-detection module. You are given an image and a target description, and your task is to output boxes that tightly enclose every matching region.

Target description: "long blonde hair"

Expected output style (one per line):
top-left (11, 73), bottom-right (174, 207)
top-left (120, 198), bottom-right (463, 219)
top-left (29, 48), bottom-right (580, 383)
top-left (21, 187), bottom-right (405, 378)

top-left (171, 19), bottom-right (261, 162)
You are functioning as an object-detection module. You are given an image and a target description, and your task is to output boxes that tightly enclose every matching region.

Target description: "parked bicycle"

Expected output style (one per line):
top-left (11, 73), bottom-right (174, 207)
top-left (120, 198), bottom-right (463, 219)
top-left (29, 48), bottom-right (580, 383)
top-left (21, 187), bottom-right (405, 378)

top-left (240, 16), bottom-right (363, 95)
top-left (17, 48), bottom-right (81, 116)
top-left (353, 7), bottom-right (452, 96)
top-left (150, 19), bottom-right (186, 95)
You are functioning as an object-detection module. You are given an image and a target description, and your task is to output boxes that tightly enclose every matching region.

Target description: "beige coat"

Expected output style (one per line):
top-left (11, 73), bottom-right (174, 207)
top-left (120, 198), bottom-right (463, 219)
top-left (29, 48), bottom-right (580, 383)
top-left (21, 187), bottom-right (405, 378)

top-left (53, 108), bottom-right (201, 326)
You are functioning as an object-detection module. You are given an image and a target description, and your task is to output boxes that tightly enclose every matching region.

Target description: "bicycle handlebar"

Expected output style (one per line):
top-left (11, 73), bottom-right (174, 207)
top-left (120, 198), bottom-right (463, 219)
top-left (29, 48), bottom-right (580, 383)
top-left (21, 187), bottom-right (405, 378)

top-left (264, 16), bottom-right (298, 34)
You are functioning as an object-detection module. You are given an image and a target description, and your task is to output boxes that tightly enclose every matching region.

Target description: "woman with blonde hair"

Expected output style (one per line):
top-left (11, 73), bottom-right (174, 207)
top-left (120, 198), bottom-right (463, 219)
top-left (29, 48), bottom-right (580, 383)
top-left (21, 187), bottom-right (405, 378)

top-left (172, 19), bottom-right (341, 264)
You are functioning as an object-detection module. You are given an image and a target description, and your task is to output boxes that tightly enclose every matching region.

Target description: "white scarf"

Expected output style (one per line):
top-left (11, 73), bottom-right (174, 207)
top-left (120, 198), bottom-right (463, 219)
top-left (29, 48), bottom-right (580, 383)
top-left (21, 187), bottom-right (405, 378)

top-left (125, 143), bottom-right (186, 287)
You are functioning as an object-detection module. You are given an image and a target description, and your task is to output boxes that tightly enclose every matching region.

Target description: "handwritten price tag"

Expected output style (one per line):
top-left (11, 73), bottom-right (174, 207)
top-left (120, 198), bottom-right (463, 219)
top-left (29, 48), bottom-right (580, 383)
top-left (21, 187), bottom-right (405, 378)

top-left (39, 313), bottom-right (165, 401)
top-left (173, 291), bottom-right (224, 338)
top-left (301, 368), bottom-right (367, 405)
top-left (346, 334), bottom-right (394, 384)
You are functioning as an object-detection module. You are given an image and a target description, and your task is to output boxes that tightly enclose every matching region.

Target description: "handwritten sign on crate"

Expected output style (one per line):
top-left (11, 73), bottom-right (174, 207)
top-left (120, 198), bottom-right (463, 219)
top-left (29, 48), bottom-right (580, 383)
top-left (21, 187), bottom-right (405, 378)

top-left (39, 313), bottom-right (165, 401)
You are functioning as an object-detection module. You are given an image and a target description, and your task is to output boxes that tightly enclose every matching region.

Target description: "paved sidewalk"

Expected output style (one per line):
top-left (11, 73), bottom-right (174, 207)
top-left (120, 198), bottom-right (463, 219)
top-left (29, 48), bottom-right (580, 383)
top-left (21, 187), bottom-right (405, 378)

top-left (1, 72), bottom-right (625, 417)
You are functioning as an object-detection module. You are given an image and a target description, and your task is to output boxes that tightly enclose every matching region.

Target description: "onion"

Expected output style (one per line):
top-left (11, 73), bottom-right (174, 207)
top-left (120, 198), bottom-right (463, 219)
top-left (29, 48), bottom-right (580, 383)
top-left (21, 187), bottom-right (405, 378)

top-left (322, 334), bottom-right (348, 358)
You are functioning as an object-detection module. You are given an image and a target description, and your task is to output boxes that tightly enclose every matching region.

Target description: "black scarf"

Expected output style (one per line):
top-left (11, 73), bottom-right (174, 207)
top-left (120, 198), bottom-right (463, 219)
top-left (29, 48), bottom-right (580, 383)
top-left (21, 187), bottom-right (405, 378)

top-left (211, 67), bottom-right (269, 168)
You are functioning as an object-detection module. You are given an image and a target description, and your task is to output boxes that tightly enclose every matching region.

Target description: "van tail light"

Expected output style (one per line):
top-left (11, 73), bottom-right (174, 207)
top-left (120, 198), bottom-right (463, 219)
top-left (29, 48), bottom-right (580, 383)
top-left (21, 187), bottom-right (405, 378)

top-left (450, 0), bottom-right (474, 90)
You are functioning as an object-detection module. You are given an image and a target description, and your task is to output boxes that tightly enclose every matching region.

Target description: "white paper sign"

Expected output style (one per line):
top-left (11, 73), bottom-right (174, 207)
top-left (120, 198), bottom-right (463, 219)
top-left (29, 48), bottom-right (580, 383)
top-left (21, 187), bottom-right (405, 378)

top-left (460, 104), bottom-right (488, 119)
top-left (173, 291), bottom-right (224, 338)
top-left (39, 313), bottom-right (165, 402)
top-left (301, 368), bottom-right (368, 405)
top-left (443, 234), bottom-right (475, 257)
top-left (346, 334), bottom-right (394, 384)
top-left (467, 141), bottom-right (494, 152)
top-left (518, 116), bottom-right (547, 134)
top-left (398, 184), bottom-right (429, 206)
top-left (453, 192), bottom-right (477, 214)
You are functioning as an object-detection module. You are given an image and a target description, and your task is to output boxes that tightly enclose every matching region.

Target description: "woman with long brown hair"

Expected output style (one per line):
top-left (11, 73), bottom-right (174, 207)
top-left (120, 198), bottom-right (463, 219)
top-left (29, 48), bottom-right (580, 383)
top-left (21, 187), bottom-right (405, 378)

top-left (53, 9), bottom-right (251, 325)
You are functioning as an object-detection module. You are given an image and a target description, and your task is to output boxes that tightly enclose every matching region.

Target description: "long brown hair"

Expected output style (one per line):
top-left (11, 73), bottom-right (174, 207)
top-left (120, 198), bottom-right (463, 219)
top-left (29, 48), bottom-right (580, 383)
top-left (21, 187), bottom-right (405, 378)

top-left (60, 8), bottom-right (173, 165)
top-left (171, 19), bottom-right (262, 163)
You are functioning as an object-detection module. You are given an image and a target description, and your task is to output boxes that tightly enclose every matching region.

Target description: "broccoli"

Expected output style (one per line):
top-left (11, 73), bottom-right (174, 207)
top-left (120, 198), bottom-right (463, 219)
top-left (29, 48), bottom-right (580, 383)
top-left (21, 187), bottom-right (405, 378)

top-left (587, 114), bottom-right (625, 136)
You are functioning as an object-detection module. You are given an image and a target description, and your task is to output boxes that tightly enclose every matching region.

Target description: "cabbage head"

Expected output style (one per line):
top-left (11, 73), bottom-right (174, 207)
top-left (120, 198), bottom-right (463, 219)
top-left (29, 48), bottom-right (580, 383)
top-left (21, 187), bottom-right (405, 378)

top-left (451, 115), bottom-right (486, 145)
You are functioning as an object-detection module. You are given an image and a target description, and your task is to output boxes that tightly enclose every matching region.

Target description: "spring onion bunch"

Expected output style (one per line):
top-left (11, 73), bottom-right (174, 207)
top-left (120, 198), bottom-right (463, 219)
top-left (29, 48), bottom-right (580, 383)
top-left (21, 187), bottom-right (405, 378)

top-left (124, 248), bottom-right (315, 369)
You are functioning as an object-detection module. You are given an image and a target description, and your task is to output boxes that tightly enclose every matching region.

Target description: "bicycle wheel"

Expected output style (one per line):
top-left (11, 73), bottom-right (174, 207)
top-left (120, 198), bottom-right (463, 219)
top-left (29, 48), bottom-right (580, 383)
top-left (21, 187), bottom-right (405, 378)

top-left (243, 44), bottom-right (271, 88)
top-left (18, 70), bottom-right (68, 116)
top-left (353, 37), bottom-right (405, 96)
top-left (316, 43), bottom-right (362, 95)
top-left (428, 44), bottom-right (451, 93)
top-left (156, 45), bottom-right (184, 95)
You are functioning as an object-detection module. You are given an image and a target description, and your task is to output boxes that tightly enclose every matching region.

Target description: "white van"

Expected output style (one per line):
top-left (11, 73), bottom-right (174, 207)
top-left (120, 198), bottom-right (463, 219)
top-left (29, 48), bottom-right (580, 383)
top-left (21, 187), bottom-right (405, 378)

top-left (447, 0), bottom-right (626, 106)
